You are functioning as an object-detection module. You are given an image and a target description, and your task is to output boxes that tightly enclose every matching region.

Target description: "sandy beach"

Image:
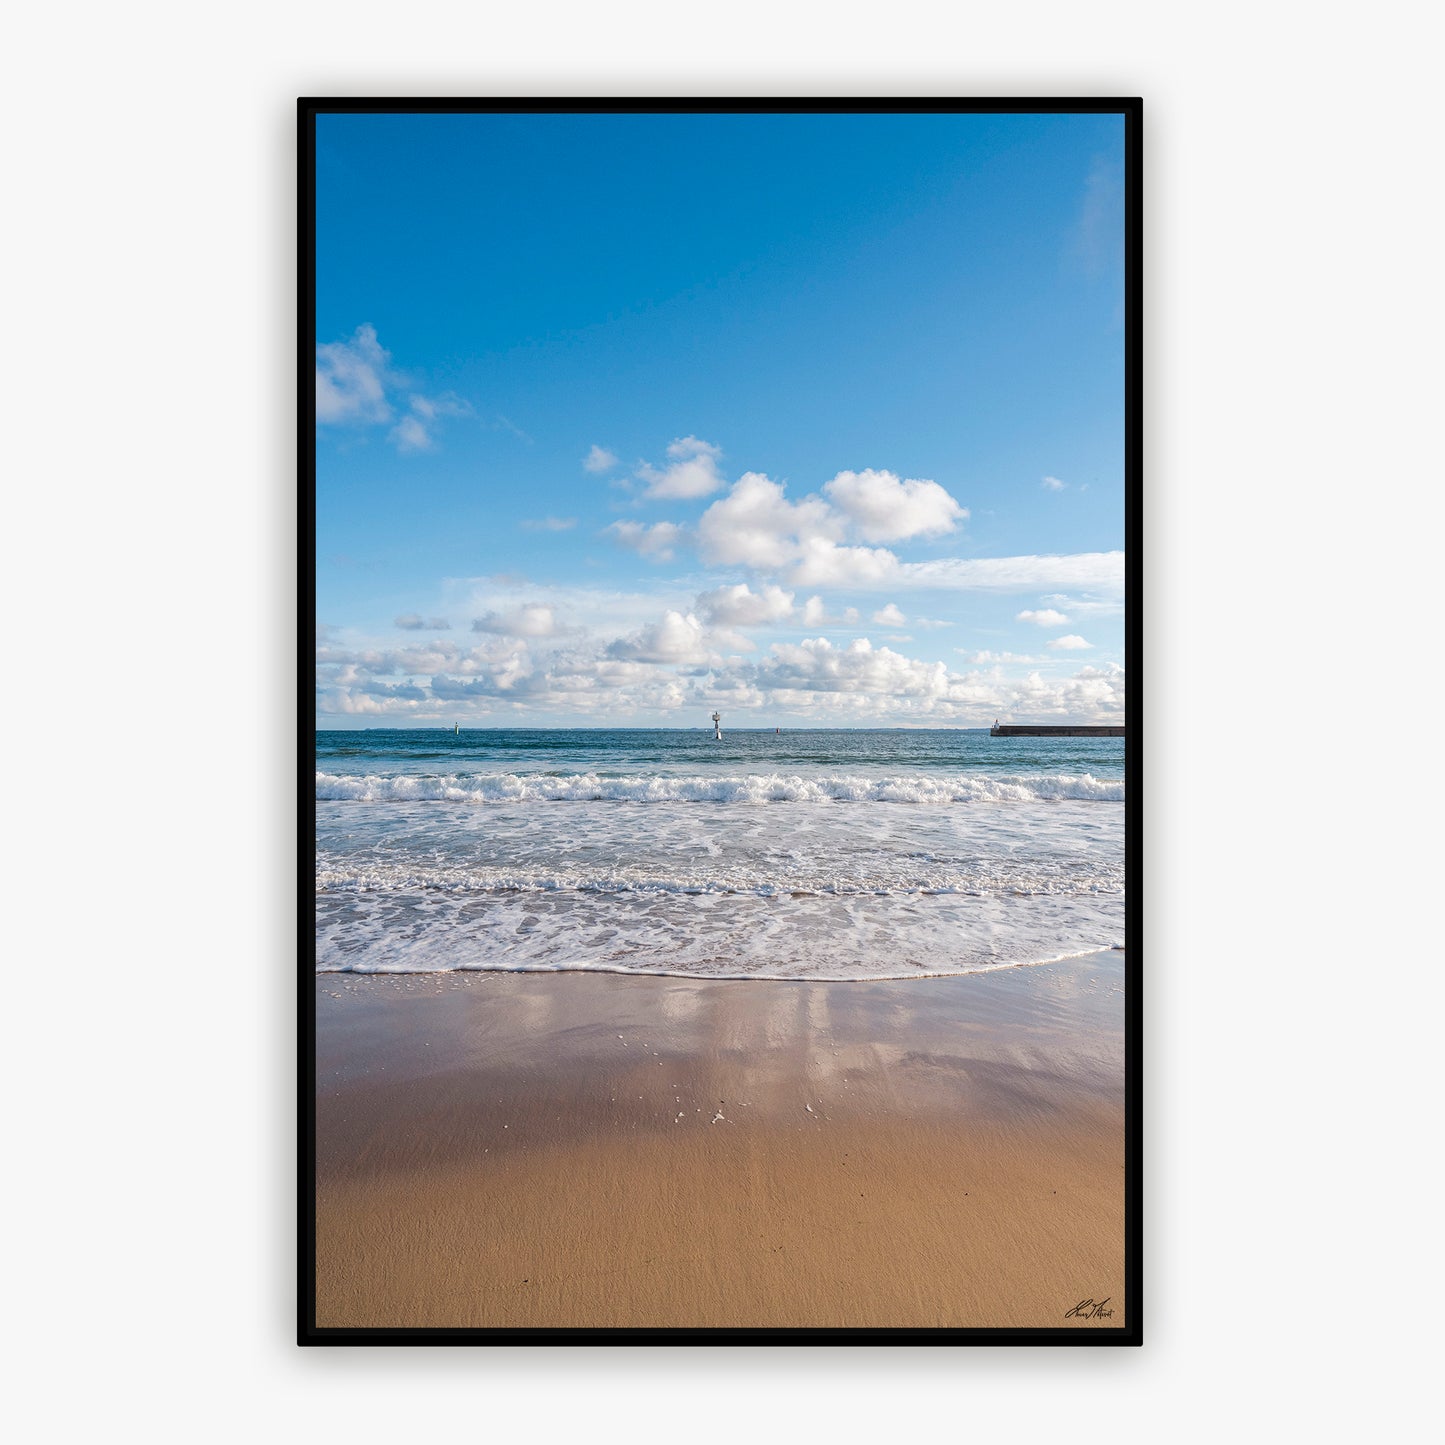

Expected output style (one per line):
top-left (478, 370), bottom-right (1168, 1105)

top-left (313, 951), bottom-right (1126, 1331)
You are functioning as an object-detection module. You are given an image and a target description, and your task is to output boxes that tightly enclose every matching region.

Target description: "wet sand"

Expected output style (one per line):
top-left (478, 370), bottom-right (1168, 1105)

top-left (314, 952), bottom-right (1126, 1330)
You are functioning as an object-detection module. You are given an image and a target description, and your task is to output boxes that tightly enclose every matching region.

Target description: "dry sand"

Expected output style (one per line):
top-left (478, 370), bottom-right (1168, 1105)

top-left (313, 953), bottom-right (1126, 1330)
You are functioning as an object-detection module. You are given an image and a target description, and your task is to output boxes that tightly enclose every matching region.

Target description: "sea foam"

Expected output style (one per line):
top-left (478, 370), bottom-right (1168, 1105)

top-left (314, 770), bottom-right (1124, 804)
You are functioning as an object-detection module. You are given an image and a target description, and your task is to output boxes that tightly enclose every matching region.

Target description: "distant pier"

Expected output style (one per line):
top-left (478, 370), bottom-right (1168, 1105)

top-left (989, 724), bottom-right (1125, 737)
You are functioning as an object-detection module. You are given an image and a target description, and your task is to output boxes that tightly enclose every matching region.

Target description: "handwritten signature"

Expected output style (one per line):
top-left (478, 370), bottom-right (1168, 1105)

top-left (1064, 1298), bottom-right (1115, 1319)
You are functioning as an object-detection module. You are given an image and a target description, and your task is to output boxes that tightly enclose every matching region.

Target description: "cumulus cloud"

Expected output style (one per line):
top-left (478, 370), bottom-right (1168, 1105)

top-left (754, 637), bottom-right (951, 698)
top-left (472, 604), bottom-right (559, 638)
top-left (797, 595), bottom-right (849, 624)
top-left (448, 578), bottom-right (701, 646)
top-left (314, 426), bottom-right (1125, 725)
top-left (800, 596), bottom-right (859, 627)
top-left (694, 582), bottom-right (795, 627)
top-left (1042, 475), bottom-right (1066, 491)
top-left (695, 467), bottom-right (966, 588)
top-left (697, 472), bottom-right (840, 569)
top-left (606, 519), bottom-right (685, 561)
top-left (636, 436), bottom-right (726, 499)
top-left (315, 687), bottom-right (409, 716)
top-left (788, 538), bottom-right (900, 588)
top-left (606, 442), bottom-right (980, 592)
top-left (822, 469), bottom-right (966, 542)
top-left (318, 612), bottom-right (1125, 725)
top-left (607, 611), bottom-right (713, 665)
top-left (1007, 662), bottom-right (1125, 721)
top-left (583, 445), bottom-right (619, 473)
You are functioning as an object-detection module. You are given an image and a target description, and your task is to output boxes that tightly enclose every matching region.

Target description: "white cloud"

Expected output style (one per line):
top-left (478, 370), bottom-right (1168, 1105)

top-left (447, 577), bottom-right (695, 645)
top-left (636, 436), bottom-right (727, 499)
top-left (315, 687), bottom-right (411, 716)
top-left (787, 539), bottom-right (900, 588)
top-left (694, 582), bottom-right (795, 626)
top-left (1000, 662), bottom-right (1126, 722)
top-left (583, 445), bottom-right (619, 473)
top-left (822, 469), bottom-right (966, 542)
top-left (314, 423), bottom-right (1124, 725)
top-left (389, 415), bottom-right (432, 453)
top-left (895, 553), bottom-right (1124, 594)
top-left (1075, 156), bottom-right (1123, 277)
top-left (318, 612), bottom-right (1125, 725)
top-left (316, 324), bottom-right (393, 425)
top-left (408, 392), bottom-right (473, 423)
top-left (694, 467), bottom-right (969, 588)
top-left (800, 596), bottom-right (859, 627)
top-left (316, 324), bottom-right (473, 452)
top-left (603, 445), bottom-right (975, 592)
top-left (390, 392), bottom-right (474, 452)
top-left (606, 519), bottom-right (685, 561)
top-left (1042, 475), bottom-right (1067, 491)
top-left (319, 645), bottom-right (429, 676)
top-left (696, 472), bottom-right (841, 569)
top-left (755, 637), bottom-right (952, 698)
top-left (472, 604), bottom-right (560, 638)
top-left (707, 627), bottom-right (758, 654)
top-left (1041, 591), bottom-right (1125, 619)
top-left (607, 611), bottom-right (712, 665)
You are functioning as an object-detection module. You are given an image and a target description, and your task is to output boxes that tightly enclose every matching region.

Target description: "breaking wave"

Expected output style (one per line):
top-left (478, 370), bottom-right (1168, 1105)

top-left (314, 770), bottom-right (1124, 804)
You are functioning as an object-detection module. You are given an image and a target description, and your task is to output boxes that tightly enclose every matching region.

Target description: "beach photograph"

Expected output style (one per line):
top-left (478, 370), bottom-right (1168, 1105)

top-left (306, 103), bottom-right (1135, 1338)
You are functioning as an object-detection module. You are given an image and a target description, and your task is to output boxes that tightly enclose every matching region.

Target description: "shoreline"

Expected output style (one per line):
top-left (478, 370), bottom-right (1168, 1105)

top-left (315, 944), bottom-right (1123, 986)
top-left (315, 951), bottom-right (1126, 1330)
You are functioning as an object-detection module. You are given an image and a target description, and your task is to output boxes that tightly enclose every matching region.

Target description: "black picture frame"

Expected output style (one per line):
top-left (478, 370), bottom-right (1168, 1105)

top-left (299, 96), bottom-right (1141, 1346)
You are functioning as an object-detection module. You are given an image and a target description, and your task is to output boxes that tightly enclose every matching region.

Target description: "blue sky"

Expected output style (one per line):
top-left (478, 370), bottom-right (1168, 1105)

top-left (315, 111), bottom-right (1125, 726)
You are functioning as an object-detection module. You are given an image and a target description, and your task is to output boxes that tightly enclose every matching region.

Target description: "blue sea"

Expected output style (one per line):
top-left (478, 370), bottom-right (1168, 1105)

top-left (315, 728), bottom-right (1125, 980)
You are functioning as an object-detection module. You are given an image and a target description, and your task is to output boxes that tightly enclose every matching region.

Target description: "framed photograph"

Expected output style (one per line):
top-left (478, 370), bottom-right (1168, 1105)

top-left (302, 99), bottom-right (1139, 1343)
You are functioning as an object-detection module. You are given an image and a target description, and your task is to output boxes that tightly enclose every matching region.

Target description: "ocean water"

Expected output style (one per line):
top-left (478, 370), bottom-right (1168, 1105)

top-left (315, 728), bottom-right (1125, 981)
